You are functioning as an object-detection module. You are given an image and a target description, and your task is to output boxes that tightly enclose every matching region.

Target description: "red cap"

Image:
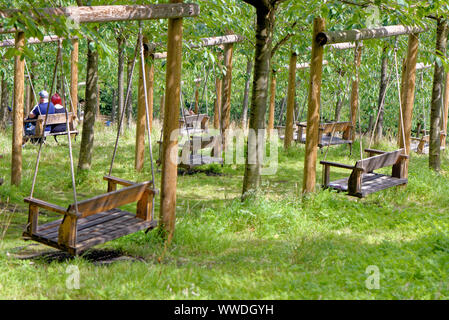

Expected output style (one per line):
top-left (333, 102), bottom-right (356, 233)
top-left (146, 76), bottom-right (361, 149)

top-left (51, 93), bottom-right (62, 105)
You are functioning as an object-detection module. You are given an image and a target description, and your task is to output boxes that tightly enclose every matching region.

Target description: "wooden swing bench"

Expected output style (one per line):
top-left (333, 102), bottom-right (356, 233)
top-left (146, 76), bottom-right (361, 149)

top-left (178, 134), bottom-right (223, 170)
top-left (179, 114), bottom-right (209, 135)
top-left (411, 130), bottom-right (446, 154)
top-left (24, 112), bottom-right (78, 142)
top-left (23, 175), bottom-right (158, 255)
top-left (297, 121), bottom-right (353, 149)
top-left (320, 148), bottom-right (408, 198)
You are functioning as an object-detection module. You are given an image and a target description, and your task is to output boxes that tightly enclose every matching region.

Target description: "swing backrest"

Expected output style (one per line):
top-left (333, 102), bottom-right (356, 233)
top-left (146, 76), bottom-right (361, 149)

top-left (355, 149), bottom-right (404, 173)
top-left (67, 181), bottom-right (152, 218)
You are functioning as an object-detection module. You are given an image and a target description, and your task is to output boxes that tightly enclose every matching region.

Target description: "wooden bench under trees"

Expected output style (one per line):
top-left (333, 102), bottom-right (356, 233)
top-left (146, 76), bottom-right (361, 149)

top-left (178, 134), bottom-right (223, 170)
top-left (320, 148), bottom-right (408, 198)
top-left (24, 112), bottom-right (78, 141)
top-left (411, 131), bottom-right (446, 154)
top-left (297, 121), bottom-right (353, 149)
top-left (23, 176), bottom-right (158, 255)
top-left (179, 114), bottom-right (209, 135)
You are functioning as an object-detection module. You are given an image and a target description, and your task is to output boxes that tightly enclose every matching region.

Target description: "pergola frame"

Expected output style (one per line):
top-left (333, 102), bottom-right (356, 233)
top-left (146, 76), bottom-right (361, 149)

top-left (302, 18), bottom-right (423, 194)
top-left (3, 3), bottom-right (199, 240)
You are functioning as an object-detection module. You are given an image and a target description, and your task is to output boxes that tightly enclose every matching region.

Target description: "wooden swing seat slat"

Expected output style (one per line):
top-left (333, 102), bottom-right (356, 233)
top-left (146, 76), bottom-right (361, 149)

top-left (23, 176), bottom-right (158, 255)
top-left (327, 173), bottom-right (408, 198)
top-left (24, 209), bottom-right (157, 255)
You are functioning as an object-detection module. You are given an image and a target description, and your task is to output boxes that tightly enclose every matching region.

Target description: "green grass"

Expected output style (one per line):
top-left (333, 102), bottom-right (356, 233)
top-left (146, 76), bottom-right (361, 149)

top-left (0, 121), bottom-right (448, 299)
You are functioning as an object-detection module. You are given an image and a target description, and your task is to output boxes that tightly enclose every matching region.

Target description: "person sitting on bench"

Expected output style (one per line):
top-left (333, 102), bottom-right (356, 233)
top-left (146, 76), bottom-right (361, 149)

top-left (25, 90), bottom-right (55, 135)
top-left (23, 90), bottom-right (55, 145)
top-left (50, 93), bottom-right (67, 134)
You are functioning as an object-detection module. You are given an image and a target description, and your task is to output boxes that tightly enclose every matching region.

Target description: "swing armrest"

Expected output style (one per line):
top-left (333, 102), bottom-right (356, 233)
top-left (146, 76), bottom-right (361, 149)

top-left (320, 161), bottom-right (355, 170)
top-left (24, 197), bottom-right (68, 215)
top-left (103, 175), bottom-right (136, 188)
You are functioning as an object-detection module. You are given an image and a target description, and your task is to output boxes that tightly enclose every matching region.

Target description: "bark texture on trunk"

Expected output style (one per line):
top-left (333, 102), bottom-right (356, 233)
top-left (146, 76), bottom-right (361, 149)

top-left (78, 39), bottom-right (98, 170)
top-left (242, 58), bottom-right (253, 128)
top-left (242, 3), bottom-right (276, 197)
top-left (429, 19), bottom-right (448, 171)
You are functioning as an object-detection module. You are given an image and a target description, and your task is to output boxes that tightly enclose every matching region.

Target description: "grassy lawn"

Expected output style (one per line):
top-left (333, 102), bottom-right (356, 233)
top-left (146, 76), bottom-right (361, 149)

top-left (0, 121), bottom-right (448, 299)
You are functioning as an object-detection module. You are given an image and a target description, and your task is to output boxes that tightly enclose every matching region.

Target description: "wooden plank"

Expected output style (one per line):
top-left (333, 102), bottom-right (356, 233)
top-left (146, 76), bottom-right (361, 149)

top-left (320, 160), bottom-right (355, 170)
top-left (75, 219), bottom-right (152, 253)
top-left (37, 112), bottom-right (75, 125)
top-left (42, 209), bottom-right (125, 239)
top-left (356, 150), bottom-right (402, 173)
top-left (316, 25), bottom-right (425, 46)
top-left (0, 4), bottom-right (200, 26)
top-left (68, 182), bottom-right (151, 218)
top-left (0, 35), bottom-right (65, 48)
top-left (24, 197), bottom-right (68, 215)
top-left (103, 175), bottom-right (135, 187)
top-left (320, 121), bottom-right (352, 134)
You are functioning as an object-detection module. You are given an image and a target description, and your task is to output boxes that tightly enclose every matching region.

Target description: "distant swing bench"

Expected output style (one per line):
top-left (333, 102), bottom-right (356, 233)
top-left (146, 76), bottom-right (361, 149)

top-left (297, 121), bottom-right (353, 150)
top-left (179, 114), bottom-right (209, 135)
top-left (23, 176), bottom-right (158, 255)
top-left (24, 112), bottom-right (78, 142)
top-left (320, 148), bottom-right (408, 198)
top-left (411, 130), bottom-right (446, 154)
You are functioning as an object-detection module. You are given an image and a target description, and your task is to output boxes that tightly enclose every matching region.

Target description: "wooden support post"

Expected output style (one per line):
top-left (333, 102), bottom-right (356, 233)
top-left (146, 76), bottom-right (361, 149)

top-left (160, 0), bottom-right (184, 243)
top-left (136, 36), bottom-right (151, 172)
top-left (221, 42), bottom-right (234, 140)
top-left (148, 54), bottom-right (155, 130)
top-left (284, 52), bottom-right (297, 148)
top-left (267, 69), bottom-right (277, 133)
top-left (398, 33), bottom-right (419, 177)
top-left (11, 31), bottom-right (25, 186)
top-left (214, 77), bottom-right (222, 129)
top-left (70, 38), bottom-right (79, 117)
top-left (347, 44), bottom-right (362, 141)
top-left (303, 18), bottom-right (325, 194)
top-left (194, 80), bottom-right (200, 114)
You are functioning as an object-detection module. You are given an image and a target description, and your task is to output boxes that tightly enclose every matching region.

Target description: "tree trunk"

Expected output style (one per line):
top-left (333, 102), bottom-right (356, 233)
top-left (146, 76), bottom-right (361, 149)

top-left (429, 19), bottom-right (448, 171)
top-left (242, 4), bottom-right (276, 197)
top-left (375, 45), bottom-right (388, 142)
top-left (284, 52), bottom-right (297, 148)
top-left (117, 36), bottom-right (125, 133)
top-left (241, 58), bottom-right (253, 128)
top-left (214, 77), bottom-right (222, 129)
top-left (267, 69), bottom-right (276, 132)
top-left (78, 39), bottom-right (98, 170)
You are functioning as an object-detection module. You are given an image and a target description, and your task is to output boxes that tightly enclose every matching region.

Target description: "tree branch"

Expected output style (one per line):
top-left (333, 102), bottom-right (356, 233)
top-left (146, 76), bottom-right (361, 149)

top-left (271, 22), bottom-right (297, 58)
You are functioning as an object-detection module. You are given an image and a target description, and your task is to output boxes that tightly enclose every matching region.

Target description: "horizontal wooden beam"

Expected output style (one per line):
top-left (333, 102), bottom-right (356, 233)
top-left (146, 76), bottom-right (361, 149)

top-left (188, 34), bottom-right (244, 48)
top-left (307, 42), bottom-right (360, 51)
top-left (416, 62), bottom-right (432, 70)
top-left (284, 60), bottom-right (329, 70)
top-left (0, 4), bottom-right (199, 32)
top-left (151, 34), bottom-right (244, 60)
top-left (316, 25), bottom-right (425, 46)
top-left (0, 35), bottom-right (65, 47)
